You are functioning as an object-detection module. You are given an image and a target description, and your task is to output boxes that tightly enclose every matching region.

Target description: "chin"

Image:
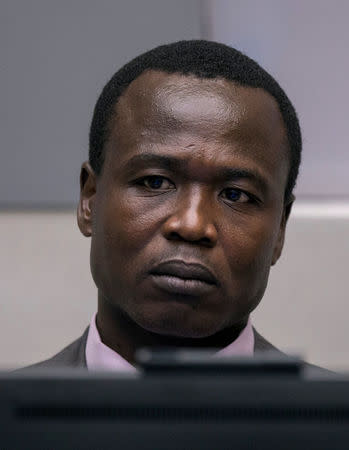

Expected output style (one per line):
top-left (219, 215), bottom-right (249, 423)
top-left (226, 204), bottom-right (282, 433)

top-left (132, 308), bottom-right (224, 339)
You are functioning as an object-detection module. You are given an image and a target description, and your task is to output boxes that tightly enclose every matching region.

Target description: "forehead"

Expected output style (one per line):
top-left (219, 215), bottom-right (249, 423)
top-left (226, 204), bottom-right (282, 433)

top-left (115, 70), bottom-right (285, 134)
top-left (105, 70), bottom-right (289, 185)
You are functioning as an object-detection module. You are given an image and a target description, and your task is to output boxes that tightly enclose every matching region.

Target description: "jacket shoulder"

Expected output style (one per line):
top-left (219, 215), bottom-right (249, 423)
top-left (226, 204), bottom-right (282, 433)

top-left (253, 328), bottom-right (335, 378)
top-left (18, 327), bottom-right (89, 371)
top-left (253, 328), bottom-right (285, 354)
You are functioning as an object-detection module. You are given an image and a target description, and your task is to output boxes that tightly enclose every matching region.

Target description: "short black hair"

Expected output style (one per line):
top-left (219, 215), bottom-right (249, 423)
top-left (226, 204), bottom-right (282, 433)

top-left (89, 40), bottom-right (301, 202)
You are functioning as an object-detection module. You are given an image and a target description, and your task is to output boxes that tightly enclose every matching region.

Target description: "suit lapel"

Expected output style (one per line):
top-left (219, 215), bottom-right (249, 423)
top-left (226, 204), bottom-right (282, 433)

top-left (253, 328), bottom-right (285, 355)
top-left (75, 327), bottom-right (89, 367)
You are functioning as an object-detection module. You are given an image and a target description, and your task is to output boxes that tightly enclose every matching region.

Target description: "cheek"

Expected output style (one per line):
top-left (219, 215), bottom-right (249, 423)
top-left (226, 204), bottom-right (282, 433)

top-left (221, 214), bottom-right (280, 276)
top-left (90, 191), bottom-right (168, 299)
top-left (93, 190), bottom-right (163, 261)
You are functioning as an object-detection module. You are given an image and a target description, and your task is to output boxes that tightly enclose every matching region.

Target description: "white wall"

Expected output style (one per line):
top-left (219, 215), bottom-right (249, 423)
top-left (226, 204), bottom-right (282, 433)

top-left (1, 205), bottom-right (348, 372)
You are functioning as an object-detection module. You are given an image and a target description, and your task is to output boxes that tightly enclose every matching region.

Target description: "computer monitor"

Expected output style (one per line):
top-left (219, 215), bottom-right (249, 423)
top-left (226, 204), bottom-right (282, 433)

top-left (1, 354), bottom-right (348, 450)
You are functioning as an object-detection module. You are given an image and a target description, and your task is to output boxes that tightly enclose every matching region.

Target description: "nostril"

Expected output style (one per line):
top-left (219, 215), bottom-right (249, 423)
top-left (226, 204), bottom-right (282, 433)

top-left (167, 231), bottom-right (183, 241)
top-left (162, 210), bottom-right (218, 246)
top-left (167, 231), bottom-right (214, 247)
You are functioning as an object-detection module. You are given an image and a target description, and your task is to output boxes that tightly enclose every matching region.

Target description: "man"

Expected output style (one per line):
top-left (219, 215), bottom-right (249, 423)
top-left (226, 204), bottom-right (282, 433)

top-left (25, 40), bottom-right (326, 375)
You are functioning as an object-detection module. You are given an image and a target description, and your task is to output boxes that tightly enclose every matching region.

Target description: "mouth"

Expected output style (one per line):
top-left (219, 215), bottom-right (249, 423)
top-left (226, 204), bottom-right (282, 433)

top-left (149, 260), bottom-right (218, 297)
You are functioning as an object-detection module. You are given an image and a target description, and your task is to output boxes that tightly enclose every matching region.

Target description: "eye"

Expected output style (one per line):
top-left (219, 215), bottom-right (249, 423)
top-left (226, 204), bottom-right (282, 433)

top-left (138, 175), bottom-right (175, 191)
top-left (221, 188), bottom-right (251, 203)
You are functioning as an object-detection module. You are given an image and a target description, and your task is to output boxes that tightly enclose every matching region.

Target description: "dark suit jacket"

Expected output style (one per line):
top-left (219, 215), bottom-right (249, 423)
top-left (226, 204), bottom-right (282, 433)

top-left (22, 327), bottom-right (333, 378)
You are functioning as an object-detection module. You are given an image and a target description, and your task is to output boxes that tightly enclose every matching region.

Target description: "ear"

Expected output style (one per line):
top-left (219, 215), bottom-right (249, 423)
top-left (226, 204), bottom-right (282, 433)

top-left (77, 161), bottom-right (97, 237)
top-left (271, 194), bottom-right (294, 266)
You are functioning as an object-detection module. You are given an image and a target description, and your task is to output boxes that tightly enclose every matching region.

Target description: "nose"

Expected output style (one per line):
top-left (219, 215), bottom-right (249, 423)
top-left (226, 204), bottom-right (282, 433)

top-left (161, 187), bottom-right (218, 247)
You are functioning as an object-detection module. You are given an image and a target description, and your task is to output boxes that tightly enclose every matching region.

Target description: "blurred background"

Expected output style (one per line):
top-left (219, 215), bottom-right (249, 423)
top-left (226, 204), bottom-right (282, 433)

top-left (1, 0), bottom-right (348, 370)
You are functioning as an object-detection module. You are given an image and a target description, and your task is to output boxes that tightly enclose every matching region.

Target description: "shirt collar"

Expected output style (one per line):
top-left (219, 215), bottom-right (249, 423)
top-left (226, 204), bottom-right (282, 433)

top-left (86, 312), bottom-right (254, 372)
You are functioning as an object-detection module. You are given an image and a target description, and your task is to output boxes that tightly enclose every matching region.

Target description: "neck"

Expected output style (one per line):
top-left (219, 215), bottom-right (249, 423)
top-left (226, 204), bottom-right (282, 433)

top-left (96, 294), bottom-right (249, 365)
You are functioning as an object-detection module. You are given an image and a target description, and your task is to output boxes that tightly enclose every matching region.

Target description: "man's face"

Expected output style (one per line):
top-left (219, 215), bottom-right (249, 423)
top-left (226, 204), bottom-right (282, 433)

top-left (79, 70), bottom-right (290, 338)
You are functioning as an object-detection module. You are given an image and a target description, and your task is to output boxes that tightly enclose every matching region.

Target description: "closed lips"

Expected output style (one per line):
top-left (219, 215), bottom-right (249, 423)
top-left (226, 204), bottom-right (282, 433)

top-left (150, 260), bottom-right (218, 285)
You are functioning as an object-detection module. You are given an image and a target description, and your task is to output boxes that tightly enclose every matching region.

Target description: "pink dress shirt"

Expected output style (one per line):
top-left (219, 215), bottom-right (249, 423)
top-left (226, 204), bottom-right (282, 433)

top-left (86, 312), bottom-right (254, 372)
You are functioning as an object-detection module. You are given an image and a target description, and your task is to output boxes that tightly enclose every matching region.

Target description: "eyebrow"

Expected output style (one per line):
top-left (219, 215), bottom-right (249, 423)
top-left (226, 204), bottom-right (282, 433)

top-left (122, 153), bottom-right (182, 173)
top-left (121, 153), bottom-right (269, 192)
